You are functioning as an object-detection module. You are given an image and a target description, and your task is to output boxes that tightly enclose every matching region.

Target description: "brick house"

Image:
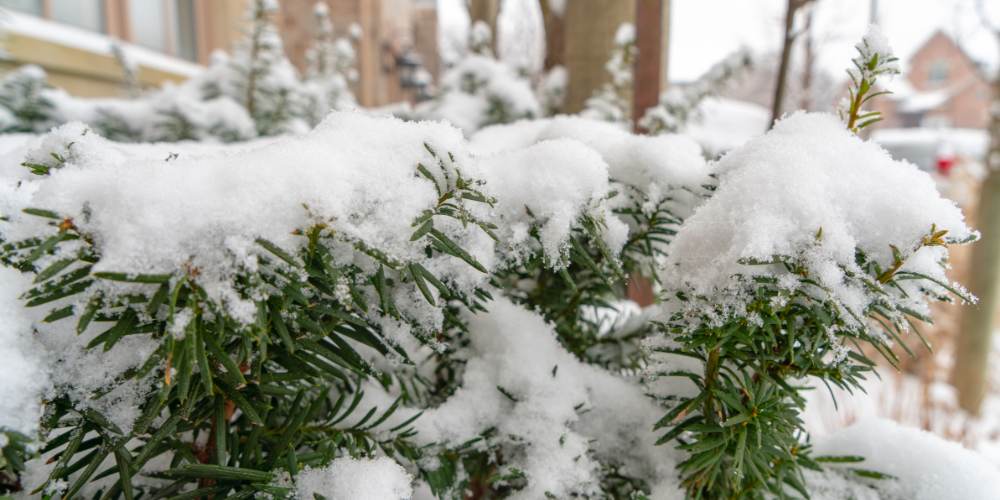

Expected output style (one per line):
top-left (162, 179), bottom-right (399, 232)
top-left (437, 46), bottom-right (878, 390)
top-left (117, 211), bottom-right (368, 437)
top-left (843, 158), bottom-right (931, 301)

top-left (0, 0), bottom-right (438, 106)
top-left (876, 31), bottom-right (992, 129)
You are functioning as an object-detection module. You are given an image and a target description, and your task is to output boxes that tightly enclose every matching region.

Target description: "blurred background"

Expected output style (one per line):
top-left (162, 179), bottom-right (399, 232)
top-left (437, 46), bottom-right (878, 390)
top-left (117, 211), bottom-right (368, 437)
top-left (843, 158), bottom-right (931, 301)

top-left (0, 0), bottom-right (998, 468)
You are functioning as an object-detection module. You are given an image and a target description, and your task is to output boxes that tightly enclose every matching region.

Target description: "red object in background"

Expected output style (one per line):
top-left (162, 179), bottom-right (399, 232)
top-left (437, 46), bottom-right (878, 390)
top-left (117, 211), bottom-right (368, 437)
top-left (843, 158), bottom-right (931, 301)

top-left (936, 154), bottom-right (955, 176)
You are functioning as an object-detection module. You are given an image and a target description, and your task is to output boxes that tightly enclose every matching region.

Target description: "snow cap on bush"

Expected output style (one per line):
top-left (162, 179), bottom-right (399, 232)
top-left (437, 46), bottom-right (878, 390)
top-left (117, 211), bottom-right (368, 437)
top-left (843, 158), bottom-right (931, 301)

top-left (475, 138), bottom-right (626, 266)
top-left (662, 112), bottom-right (974, 320)
top-left (473, 116), bottom-right (709, 212)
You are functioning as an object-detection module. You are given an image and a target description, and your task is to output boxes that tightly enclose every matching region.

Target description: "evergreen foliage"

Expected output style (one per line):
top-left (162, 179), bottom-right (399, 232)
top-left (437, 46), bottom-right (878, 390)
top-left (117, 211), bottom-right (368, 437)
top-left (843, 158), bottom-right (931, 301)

top-left (0, 20), bottom-right (991, 500)
top-left (648, 34), bottom-right (972, 499)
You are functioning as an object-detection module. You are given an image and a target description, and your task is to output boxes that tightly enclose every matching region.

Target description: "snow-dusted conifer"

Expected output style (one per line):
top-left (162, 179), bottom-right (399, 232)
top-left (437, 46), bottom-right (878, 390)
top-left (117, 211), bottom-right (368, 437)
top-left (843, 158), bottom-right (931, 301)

top-left (537, 65), bottom-right (567, 116)
top-left (302, 1), bottom-right (358, 125)
top-left (840, 24), bottom-right (900, 133)
top-left (648, 31), bottom-right (973, 498)
top-left (206, 0), bottom-right (309, 135)
top-left (415, 21), bottom-right (539, 133)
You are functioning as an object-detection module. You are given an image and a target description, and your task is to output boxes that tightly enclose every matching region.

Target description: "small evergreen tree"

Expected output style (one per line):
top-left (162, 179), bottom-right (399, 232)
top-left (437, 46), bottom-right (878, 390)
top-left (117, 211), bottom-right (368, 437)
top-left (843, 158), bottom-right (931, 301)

top-left (204, 0), bottom-right (309, 136)
top-left (415, 22), bottom-right (540, 133)
top-left (302, 1), bottom-right (359, 126)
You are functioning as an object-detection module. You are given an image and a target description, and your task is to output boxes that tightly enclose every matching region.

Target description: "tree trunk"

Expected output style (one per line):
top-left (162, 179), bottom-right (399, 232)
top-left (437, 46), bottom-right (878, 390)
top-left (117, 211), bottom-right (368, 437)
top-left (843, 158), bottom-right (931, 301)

top-left (770, 0), bottom-right (807, 125)
top-left (539, 0), bottom-right (565, 71)
top-left (799, 5), bottom-right (814, 111)
top-left (467, 0), bottom-right (501, 54)
top-left (952, 33), bottom-right (1000, 415)
top-left (563, 0), bottom-right (635, 113)
top-left (632, 0), bottom-right (665, 132)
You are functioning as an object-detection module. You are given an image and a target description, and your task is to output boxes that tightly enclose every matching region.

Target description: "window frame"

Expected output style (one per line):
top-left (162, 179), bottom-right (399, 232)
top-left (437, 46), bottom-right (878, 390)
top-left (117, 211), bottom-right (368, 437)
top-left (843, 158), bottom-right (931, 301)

top-left (4, 0), bottom-right (201, 62)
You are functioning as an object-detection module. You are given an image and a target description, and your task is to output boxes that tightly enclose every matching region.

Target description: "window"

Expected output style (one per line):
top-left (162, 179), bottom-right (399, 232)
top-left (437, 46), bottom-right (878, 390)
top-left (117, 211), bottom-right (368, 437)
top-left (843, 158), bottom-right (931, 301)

top-left (1, 0), bottom-right (105, 32)
top-left (51, 0), bottom-right (105, 33)
top-left (0, 0), bottom-right (42, 16)
top-left (2, 0), bottom-right (200, 62)
top-left (173, 0), bottom-right (199, 62)
top-left (128, 0), bottom-right (199, 61)
top-left (928, 60), bottom-right (949, 86)
top-left (129, 0), bottom-right (168, 52)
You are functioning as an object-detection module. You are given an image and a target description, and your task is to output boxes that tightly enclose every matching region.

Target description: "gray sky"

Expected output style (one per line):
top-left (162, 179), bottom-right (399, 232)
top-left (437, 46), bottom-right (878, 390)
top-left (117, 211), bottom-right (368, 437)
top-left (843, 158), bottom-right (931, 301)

top-left (439, 0), bottom-right (999, 82)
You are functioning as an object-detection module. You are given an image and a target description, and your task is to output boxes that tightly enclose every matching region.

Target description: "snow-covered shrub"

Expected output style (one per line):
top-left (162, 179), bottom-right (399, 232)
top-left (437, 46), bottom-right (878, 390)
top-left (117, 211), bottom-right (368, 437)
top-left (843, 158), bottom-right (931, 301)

top-left (581, 23), bottom-right (637, 124)
top-left (0, 110), bottom-right (677, 498)
top-left (639, 48), bottom-right (754, 135)
top-left (0, 0), bottom-right (356, 144)
top-left (0, 66), bottom-right (57, 134)
top-left (472, 116), bottom-right (710, 365)
top-left (0, 25), bottom-right (995, 500)
top-left (646, 28), bottom-right (977, 498)
top-left (414, 22), bottom-right (539, 134)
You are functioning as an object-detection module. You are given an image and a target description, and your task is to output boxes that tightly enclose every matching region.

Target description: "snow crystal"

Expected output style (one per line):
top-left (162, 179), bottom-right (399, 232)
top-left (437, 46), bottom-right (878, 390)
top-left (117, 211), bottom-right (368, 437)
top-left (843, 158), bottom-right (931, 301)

top-left (294, 457), bottom-right (413, 500)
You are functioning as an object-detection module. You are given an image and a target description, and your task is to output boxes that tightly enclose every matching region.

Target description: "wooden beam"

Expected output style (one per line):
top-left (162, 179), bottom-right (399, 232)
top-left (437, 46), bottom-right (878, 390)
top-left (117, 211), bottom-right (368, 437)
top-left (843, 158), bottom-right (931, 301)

top-left (633, 0), bottom-right (664, 132)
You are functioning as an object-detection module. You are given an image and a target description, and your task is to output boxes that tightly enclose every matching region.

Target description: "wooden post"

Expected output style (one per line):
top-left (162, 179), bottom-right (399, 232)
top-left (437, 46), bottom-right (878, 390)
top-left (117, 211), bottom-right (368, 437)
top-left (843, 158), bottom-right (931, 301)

top-left (539, 0), bottom-right (565, 70)
top-left (633, 0), bottom-right (664, 132)
top-left (563, 0), bottom-right (635, 113)
top-left (771, 0), bottom-right (809, 126)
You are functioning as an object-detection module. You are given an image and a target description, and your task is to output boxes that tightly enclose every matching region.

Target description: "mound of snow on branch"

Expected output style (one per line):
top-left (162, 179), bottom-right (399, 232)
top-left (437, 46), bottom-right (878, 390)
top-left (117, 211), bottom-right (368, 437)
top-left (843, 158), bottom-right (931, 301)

top-left (662, 112), bottom-right (974, 321)
top-left (294, 457), bottom-right (413, 500)
top-left (472, 116), bottom-right (710, 217)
